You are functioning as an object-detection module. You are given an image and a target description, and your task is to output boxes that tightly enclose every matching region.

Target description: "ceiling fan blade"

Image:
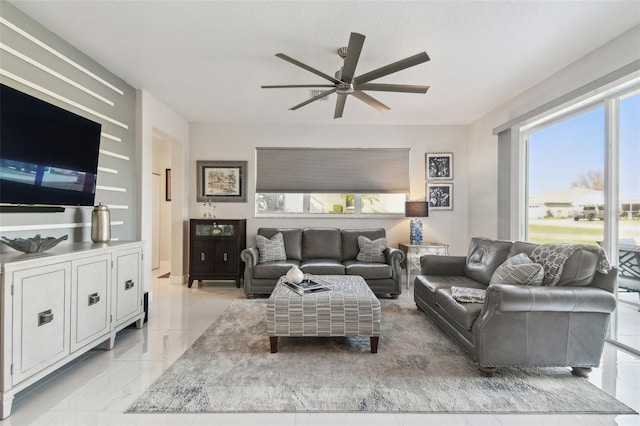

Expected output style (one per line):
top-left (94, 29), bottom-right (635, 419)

top-left (351, 90), bottom-right (390, 113)
top-left (355, 83), bottom-right (429, 93)
top-left (262, 84), bottom-right (336, 89)
top-left (334, 94), bottom-right (347, 119)
top-left (354, 52), bottom-right (430, 85)
top-left (275, 53), bottom-right (342, 85)
top-left (340, 32), bottom-right (365, 84)
top-left (290, 87), bottom-right (338, 111)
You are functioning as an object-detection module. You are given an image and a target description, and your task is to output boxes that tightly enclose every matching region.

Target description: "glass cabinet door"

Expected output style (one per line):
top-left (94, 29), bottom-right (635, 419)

top-left (194, 222), bottom-right (235, 237)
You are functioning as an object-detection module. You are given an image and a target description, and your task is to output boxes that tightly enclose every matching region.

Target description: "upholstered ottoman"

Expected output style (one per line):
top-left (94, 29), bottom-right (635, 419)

top-left (266, 275), bottom-right (381, 353)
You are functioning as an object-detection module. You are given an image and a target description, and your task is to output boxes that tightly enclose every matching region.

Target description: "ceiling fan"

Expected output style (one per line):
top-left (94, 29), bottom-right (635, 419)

top-left (261, 32), bottom-right (430, 119)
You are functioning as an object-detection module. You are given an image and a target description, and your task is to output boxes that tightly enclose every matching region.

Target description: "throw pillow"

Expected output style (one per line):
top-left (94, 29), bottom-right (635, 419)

top-left (451, 286), bottom-right (486, 303)
top-left (489, 252), bottom-right (544, 286)
top-left (356, 236), bottom-right (387, 263)
top-left (256, 232), bottom-right (286, 263)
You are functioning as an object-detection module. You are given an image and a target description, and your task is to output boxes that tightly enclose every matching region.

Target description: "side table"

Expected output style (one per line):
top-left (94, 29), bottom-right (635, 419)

top-left (398, 242), bottom-right (449, 288)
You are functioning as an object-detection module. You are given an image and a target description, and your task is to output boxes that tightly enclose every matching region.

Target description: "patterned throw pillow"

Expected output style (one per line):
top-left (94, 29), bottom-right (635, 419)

top-left (256, 232), bottom-right (286, 263)
top-left (356, 236), bottom-right (387, 263)
top-left (489, 253), bottom-right (544, 286)
top-left (451, 286), bottom-right (486, 303)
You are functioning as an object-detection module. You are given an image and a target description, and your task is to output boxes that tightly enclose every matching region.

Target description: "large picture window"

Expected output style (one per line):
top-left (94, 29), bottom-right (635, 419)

top-left (519, 84), bottom-right (640, 354)
top-left (256, 193), bottom-right (405, 217)
top-left (255, 147), bottom-right (409, 217)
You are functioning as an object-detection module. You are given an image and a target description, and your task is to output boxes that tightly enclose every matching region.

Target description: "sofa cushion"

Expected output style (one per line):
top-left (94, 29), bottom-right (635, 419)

top-left (256, 232), bottom-right (286, 263)
top-left (253, 260), bottom-right (301, 279)
top-left (342, 228), bottom-right (386, 260)
top-left (356, 236), bottom-right (387, 263)
top-left (302, 228), bottom-right (342, 260)
top-left (258, 228), bottom-right (302, 261)
top-left (489, 253), bottom-right (544, 286)
top-left (464, 237), bottom-right (513, 285)
top-left (419, 274), bottom-right (486, 294)
top-left (436, 288), bottom-right (484, 330)
top-left (300, 259), bottom-right (345, 275)
top-left (508, 241), bottom-right (538, 258)
top-left (344, 260), bottom-right (392, 279)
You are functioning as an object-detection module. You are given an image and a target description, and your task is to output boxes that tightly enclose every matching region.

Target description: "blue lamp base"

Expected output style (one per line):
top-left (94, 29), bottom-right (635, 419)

top-left (410, 218), bottom-right (423, 245)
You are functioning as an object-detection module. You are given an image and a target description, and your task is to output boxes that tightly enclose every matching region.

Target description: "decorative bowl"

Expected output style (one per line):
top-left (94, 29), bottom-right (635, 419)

top-left (0, 234), bottom-right (68, 253)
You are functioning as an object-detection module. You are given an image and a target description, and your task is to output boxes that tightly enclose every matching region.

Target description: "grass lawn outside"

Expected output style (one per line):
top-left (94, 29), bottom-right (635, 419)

top-left (529, 218), bottom-right (640, 245)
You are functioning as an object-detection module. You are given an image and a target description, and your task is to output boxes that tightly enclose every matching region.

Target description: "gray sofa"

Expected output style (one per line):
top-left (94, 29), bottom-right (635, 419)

top-left (240, 227), bottom-right (404, 298)
top-left (414, 237), bottom-right (617, 377)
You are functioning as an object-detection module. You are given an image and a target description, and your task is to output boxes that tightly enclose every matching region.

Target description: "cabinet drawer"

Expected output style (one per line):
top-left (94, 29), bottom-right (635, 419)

top-left (191, 240), bottom-right (215, 273)
top-left (71, 255), bottom-right (111, 351)
top-left (12, 263), bottom-right (71, 384)
top-left (114, 249), bottom-right (142, 326)
top-left (214, 241), bottom-right (238, 274)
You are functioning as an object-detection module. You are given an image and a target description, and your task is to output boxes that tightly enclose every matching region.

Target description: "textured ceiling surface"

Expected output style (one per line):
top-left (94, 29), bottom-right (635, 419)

top-left (7, 1), bottom-right (640, 125)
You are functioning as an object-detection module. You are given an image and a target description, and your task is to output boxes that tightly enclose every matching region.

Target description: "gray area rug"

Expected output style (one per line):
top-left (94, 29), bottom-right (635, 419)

top-left (127, 299), bottom-right (635, 414)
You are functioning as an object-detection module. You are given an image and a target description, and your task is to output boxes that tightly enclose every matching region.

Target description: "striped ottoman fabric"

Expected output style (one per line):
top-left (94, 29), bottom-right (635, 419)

top-left (266, 275), bottom-right (381, 353)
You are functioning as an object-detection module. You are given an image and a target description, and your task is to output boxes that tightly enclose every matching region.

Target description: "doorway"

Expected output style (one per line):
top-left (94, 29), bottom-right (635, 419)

top-left (152, 134), bottom-right (172, 276)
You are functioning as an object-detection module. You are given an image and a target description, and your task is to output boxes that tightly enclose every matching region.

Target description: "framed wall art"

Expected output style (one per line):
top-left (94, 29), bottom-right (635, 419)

top-left (426, 152), bottom-right (453, 180)
top-left (427, 183), bottom-right (453, 210)
top-left (165, 168), bottom-right (172, 201)
top-left (196, 160), bottom-right (247, 202)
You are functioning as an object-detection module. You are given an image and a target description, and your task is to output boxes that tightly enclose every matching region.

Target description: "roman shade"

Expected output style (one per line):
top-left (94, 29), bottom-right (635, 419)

top-left (256, 148), bottom-right (410, 193)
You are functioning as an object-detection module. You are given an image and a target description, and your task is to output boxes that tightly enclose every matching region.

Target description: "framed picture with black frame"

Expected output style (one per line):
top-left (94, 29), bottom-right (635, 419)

top-left (196, 160), bottom-right (247, 202)
top-left (426, 152), bottom-right (453, 180)
top-left (165, 169), bottom-right (171, 201)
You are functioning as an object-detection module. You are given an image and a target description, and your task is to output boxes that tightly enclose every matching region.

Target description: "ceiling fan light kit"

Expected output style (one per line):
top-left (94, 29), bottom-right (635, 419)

top-left (261, 32), bottom-right (430, 119)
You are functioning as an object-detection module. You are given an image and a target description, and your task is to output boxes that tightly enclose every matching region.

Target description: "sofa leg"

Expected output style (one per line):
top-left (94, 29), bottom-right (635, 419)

top-left (390, 293), bottom-right (399, 299)
top-left (571, 367), bottom-right (592, 377)
top-left (477, 364), bottom-right (497, 377)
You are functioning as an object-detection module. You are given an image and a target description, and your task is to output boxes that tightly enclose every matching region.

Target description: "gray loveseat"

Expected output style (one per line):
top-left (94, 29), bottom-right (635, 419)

top-left (240, 227), bottom-right (404, 298)
top-left (414, 237), bottom-right (617, 377)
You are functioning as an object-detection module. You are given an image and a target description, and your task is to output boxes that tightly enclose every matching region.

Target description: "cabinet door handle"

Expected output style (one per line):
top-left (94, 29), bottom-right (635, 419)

top-left (38, 309), bottom-right (53, 326)
top-left (88, 292), bottom-right (101, 306)
top-left (201, 252), bottom-right (205, 261)
top-left (125, 279), bottom-right (134, 290)
top-left (223, 253), bottom-right (228, 262)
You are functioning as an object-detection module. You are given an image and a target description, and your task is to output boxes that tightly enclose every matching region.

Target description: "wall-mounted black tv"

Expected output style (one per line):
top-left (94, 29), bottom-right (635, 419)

top-left (0, 83), bottom-right (102, 207)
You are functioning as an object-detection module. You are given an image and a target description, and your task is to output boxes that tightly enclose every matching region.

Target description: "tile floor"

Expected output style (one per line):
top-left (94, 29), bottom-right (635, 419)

top-left (3, 269), bottom-right (639, 426)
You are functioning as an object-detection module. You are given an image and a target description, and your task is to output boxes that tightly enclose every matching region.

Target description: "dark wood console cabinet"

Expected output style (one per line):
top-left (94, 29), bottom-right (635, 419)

top-left (188, 219), bottom-right (246, 288)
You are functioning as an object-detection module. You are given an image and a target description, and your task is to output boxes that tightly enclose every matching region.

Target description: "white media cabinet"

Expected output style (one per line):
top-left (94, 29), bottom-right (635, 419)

top-left (0, 241), bottom-right (145, 419)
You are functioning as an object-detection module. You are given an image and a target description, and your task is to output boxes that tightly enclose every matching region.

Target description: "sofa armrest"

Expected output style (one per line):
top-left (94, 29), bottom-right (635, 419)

top-left (384, 247), bottom-right (405, 266)
top-left (240, 247), bottom-right (259, 268)
top-left (384, 247), bottom-right (405, 284)
top-left (419, 255), bottom-right (466, 276)
top-left (484, 284), bottom-right (616, 313)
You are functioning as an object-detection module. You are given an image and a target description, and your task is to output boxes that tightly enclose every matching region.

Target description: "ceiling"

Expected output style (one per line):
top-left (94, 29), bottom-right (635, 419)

top-left (8, 1), bottom-right (640, 125)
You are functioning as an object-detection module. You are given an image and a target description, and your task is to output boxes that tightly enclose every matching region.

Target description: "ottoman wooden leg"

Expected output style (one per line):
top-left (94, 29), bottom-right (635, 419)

top-left (270, 336), bottom-right (278, 353)
top-left (370, 336), bottom-right (379, 353)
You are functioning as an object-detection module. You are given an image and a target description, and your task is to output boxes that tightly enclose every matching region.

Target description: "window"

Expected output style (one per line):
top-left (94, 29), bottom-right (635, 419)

top-left (518, 83), bottom-right (640, 354)
top-left (256, 193), bottom-right (405, 217)
top-left (255, 147), bottom-right (409, 217)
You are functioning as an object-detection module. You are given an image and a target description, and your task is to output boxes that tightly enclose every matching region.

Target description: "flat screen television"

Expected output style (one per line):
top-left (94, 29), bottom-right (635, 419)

top-left (0, 83), bottom-right (102, 207)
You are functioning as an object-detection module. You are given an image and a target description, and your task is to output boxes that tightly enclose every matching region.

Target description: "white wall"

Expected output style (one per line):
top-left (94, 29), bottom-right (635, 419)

top-left (189, 123), bottom-right (470, 255)
top-left (467, 25), bottom-right (640, 240)
top-left (137, 90), bottom-right (189, 291)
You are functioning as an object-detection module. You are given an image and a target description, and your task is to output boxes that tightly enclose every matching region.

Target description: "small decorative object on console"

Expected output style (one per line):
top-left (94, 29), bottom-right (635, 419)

top-left (0, 234), bottom-right (68, 253)
top-left (282, 275), bottom-right (333, 296)
top-left (91, 203), bottom-right (111, 242)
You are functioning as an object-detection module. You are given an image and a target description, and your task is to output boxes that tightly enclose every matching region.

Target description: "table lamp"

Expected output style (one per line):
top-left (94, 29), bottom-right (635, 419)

top-left (405, 201), bottom-right (429, 245)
